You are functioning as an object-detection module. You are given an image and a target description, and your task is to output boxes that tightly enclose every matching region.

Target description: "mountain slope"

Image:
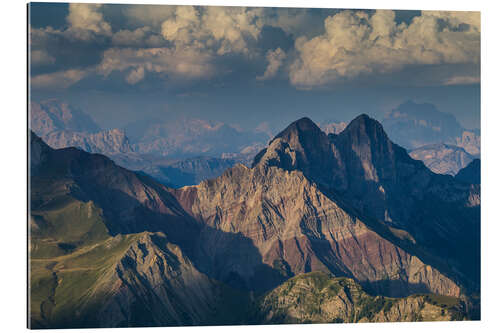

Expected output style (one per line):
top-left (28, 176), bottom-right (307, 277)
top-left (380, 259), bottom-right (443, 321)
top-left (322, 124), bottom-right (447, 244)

top-left (29, 132), bottom-right (249, 328)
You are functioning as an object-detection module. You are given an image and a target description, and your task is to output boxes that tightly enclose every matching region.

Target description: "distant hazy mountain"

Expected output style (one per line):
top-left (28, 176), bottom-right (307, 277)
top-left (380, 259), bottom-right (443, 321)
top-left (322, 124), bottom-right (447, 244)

top-left (455, 159), bottom-right (480, 184)
top-left (31, 100), bottom-right (101, 136)
top-left (124, 116), bottom-right (269, 158)
top-left (382, 101), bottom-right (480, 157)
top-left (29, 112), bottom-right (479, 328)
top-left (382, 101), bottom-right (463, 149)
top-left (30, 100), bottom-right (268, 187)
top-left (409, 143), bottom-right (475, 176)
top-left (41, 129), bottom-right (135, 154)
top-left (30, 100), bottom-right (134, 156)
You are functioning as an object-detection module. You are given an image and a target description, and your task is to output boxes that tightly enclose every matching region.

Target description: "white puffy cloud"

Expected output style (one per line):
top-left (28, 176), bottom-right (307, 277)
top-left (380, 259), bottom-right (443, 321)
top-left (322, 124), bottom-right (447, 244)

top-left (97, 47), bottom-right (215, 84)
top-left (31, 69), bottom-right (87, 89)
top-left (257, 48), bottom-right (286, 80)
top-left (289, 10), bottom-right (480, 88)
top-left (160, 6), bottom-right (264, 55)
top-left (30, 4), bottom-right (112, 44)
top-left (66, 4), bottom-right (112, 40)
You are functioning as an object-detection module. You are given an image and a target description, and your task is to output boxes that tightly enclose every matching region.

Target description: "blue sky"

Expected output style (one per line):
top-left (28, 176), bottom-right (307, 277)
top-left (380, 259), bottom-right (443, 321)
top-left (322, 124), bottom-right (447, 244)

top-left (29, 3), bottom-right (480, 131)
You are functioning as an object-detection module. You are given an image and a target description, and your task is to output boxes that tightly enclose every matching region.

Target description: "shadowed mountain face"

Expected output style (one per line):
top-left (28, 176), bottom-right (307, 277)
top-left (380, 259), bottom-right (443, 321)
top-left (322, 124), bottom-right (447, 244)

top-left (29, 113), bottom-right (480, 328)
top-left (455, 159), bottom-right (481, 184)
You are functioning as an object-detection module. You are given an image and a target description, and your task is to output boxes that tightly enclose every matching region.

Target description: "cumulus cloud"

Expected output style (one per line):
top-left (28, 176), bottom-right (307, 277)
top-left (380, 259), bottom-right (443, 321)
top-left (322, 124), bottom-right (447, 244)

top-left (29, 6), bottom-right (481, 90)
top-left (66, 3), bottom-right (112, 40)
top-left (160, 6), bottom-right (264, 55)
top-left (289, 10), bottom-right (480, 87)
top-left (30, 50), bottom-right (55, 66)
top-left (31, 69), bottom-right (87, 89)
top-left (257, 48), bottom-right (286, 80)
top-left (30, 4), bottom-right (112, 47)
top-left (97, 47), bottom-right (215, 84)
top-left (111, 26), bottom-right (165, 47)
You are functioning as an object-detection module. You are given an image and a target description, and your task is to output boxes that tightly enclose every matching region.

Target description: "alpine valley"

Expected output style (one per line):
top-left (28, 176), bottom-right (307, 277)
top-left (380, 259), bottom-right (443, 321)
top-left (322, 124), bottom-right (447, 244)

top-left (29, 114), bottom-right (480, 328)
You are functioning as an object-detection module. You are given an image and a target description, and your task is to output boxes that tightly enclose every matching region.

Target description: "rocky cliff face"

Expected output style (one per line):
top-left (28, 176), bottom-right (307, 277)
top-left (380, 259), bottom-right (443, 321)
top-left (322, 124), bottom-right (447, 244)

top-left (409, 143), bottom-right (475, 175)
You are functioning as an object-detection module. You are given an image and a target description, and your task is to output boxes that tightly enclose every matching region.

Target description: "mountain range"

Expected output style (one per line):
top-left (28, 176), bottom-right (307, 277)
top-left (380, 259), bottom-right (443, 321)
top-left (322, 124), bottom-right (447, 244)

top-left (31, 99), bottom-right (480, 184)
top-left (30, 100), bottom-right (267, 187)
top-left (29, 113), bottom-right (480, 328)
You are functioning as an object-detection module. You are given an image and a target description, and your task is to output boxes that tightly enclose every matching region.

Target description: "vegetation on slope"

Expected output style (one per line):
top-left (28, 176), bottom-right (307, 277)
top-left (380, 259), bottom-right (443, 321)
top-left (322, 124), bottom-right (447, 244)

top-left (252, 272), bottom-right (467, 324)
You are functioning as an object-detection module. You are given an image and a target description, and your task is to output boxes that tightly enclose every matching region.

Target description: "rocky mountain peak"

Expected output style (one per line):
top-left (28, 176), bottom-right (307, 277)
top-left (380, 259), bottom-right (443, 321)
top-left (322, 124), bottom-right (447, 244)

top-left (252, 116), bottom-right (347, 188)
top-left (273, 117), bottom-right (321, 141)
top-left (339, 114), bottom-right (389, 144)
top-left (332, 114), bottom-right (401, 184)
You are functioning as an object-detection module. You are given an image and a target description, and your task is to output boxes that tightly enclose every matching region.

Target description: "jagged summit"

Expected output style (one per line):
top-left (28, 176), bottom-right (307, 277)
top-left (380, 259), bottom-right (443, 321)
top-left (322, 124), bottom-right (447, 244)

top-left (337, 113), bottom-right (390, 144)
top-left (273, 117), bottom-right (321, 141)
top-left (251, 116), bottom-right (347, 188)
